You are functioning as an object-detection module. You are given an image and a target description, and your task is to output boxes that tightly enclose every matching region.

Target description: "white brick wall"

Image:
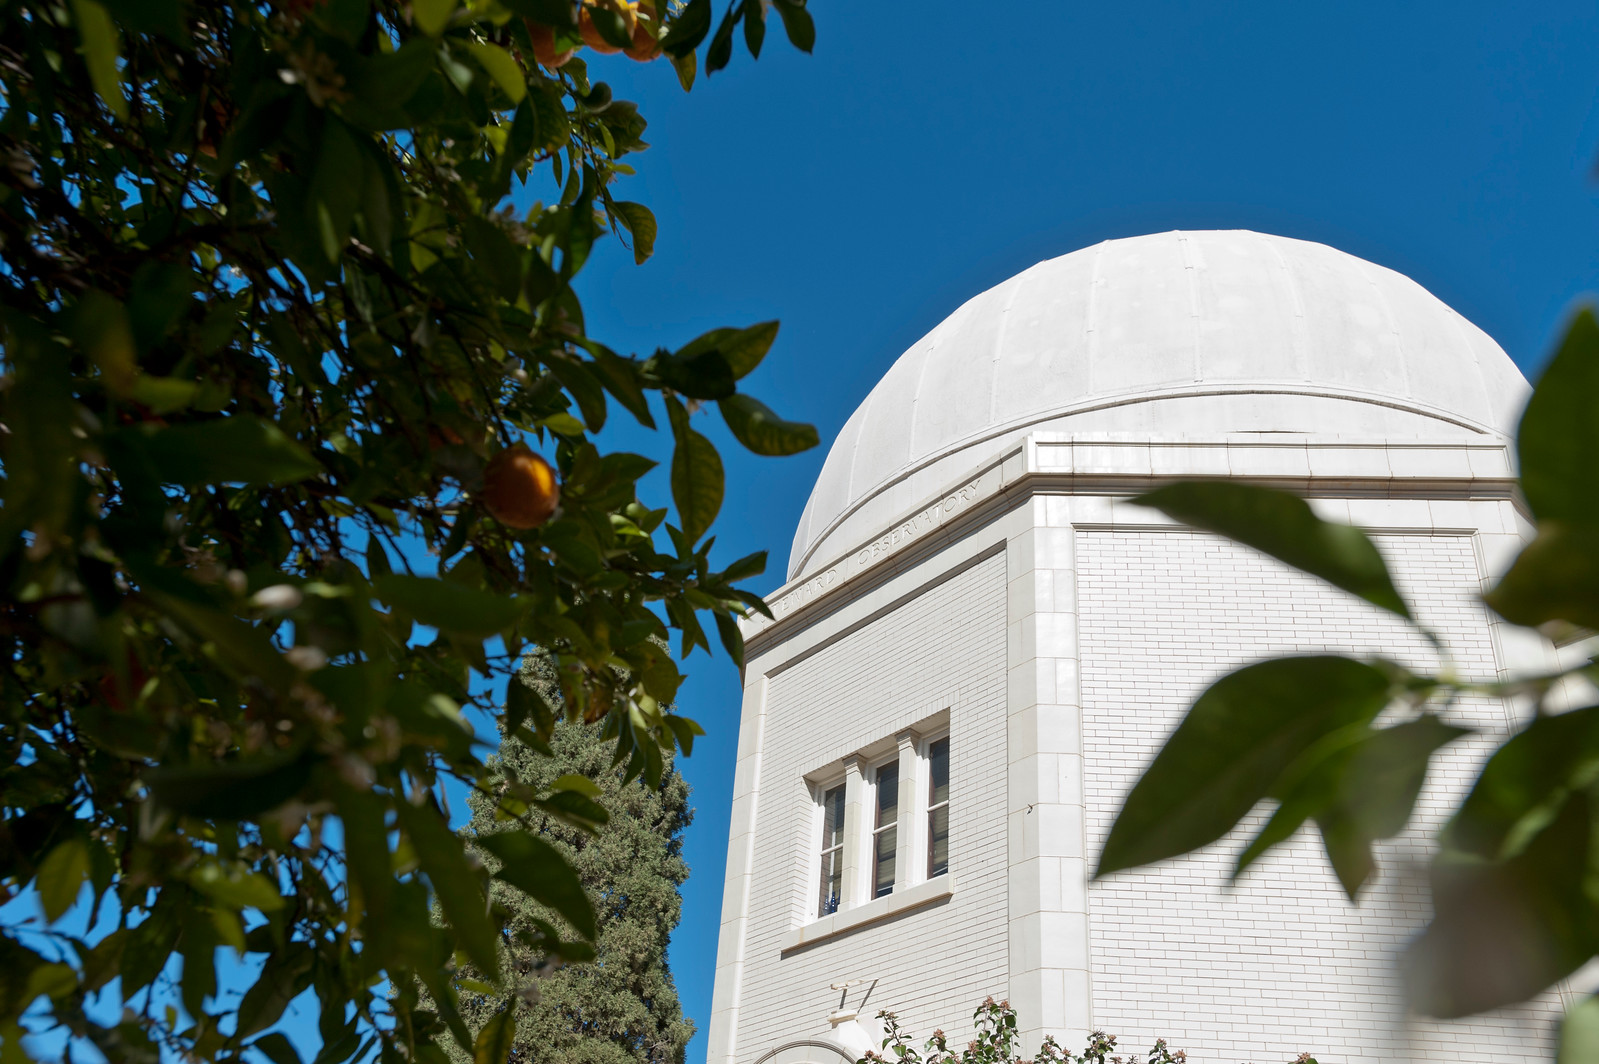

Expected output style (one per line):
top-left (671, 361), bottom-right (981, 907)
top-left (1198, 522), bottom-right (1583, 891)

top-left (1076, 529), bottom-right (1564, 1063)
top-left (732, 552), bottom-right (1011, 1062)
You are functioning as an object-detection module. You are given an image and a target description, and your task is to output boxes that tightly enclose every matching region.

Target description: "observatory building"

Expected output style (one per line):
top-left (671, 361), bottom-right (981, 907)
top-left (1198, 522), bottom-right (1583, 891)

top-left (707, 231), bottom-right (1572, 1064)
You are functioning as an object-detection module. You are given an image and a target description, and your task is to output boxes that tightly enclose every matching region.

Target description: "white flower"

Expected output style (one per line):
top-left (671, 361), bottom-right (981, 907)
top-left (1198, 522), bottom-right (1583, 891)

top-left (251, 584), bottom-right (303, 610)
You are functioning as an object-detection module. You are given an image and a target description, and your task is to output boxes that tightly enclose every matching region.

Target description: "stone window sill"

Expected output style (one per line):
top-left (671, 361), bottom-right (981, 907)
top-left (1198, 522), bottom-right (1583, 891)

top-left (779, 875), bottom-right (956, 953)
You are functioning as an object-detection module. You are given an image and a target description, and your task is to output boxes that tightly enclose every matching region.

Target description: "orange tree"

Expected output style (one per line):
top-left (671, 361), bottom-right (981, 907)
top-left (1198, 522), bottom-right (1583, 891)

top-left (1096, 312), bottom-right (1599, 1062)
top-left (0, 0), bottom-right (816, 1061)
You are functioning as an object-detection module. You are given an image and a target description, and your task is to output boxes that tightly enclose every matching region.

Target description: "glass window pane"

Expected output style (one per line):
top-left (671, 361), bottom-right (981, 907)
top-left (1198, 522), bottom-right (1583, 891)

top-left (822, 785), bottom-right (845, 850)
top-left (875, 762), bottom-right (899, 828)
top-left (873, 825), bottom-right (896, 898)
top-left (928, 737), bottom-right (949, 807)
top-left (928, 805), bottom-right (949, 878)
top-left (819, 850), bottom-right (841, 916)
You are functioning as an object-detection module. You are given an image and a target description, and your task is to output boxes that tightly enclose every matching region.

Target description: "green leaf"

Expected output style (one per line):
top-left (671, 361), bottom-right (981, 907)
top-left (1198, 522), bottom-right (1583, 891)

top-left (335, 786), bottom-right (395, 953)
top-left (741, 0), bottom-right (765, 57)
top-left (349, 38), bottom-right (437, 112)
top-left (71, 289), bottom-right (136, 394)
top-left (23, 962), bottom-right (77, 1005)
top-left (714, 611), bottom-right (744, 669)
top-left (717, 549), bottom-right (767, 584)
top-left (531, 790), bottom-right (609, 834)
top-left (313, 119), bottom-right (365, 262)
top-left (1483, 522), bottom-right (1599, 630)
top-left (705, 3), bottom-right (739, 72)
top-left (581, 343), bottom-right (654, 427)
top-left (669, 48), bottom-right (697, 91)
top-left (771, 0), bottom-right (814, 52)
top-left (611, 202), bottom-right (656, 265)
top-left (661, 0), bottom-right (711, 56)
top-left (548, 773), bottom-right (601, 798)
top-left (538, 411), bottom-right (585, 437)
top-left (1235, 716), bottom-right (1468, 898)
top-left (127, 259), bottom-right (194, 353)
top-left (543, 355), bottom-right (609, 433)
top-left (472, 1004), bottom-right (518, 1064)
top-left (1134, 481), bottom-right (1411, 621)
top-left (149, 591), bottom-right (299, 691)
top-left (413, 0), bottom-right (454, 36)
top-left (179, 907), bottom-right (218, 1019)
top-left (252, 1034), bottom-right (304, 1064)
top-left (1096, 656), bottom-right (1395, 876)
top-left (589, 8), bottom-right (632, 48)
top-left (145, 752), bottom-right (316, 821)
top-left (110, 416), bottom-right (320, 487)
top-left (236, 945), bottom-right (314, 1038)
top-left (506, 675), bottom-right (558, 739)
top-left (396, 802), bottom-right (500, 979)
top-left (665, 713), bottom-right (704, 756)
top-left (501, 0), bottom-right (577, 26)
top-left (1443, 704), bottom-right (1599, 860)
top-left (190, 860), bottom-right (285, 912)
top-left (652, 349), bottom-right (735, 399)
top-left (1518, 308), bottom-right (1599, 524)
top-left (666, 396), bottom-right (723, 544)
top-left (677, 320), bottom-right (778, 379)
top-left (373, 575), bottom-right (524, 637)
top-left (1561, 995), bottom-right (1599, 1064)
top-left (366, 536), bottom-right (394, 579)
top-left (1405, 790), bottom-right (1599, 1018)
top-left (460, 216), bottom-right (524, 304)
top-left (70, 0), bottom-right (128, 120)
top-left (463, 42), bottom-right (526, 104)
top-left (35, 837), bottom-right (90, 923)
top-left (99, 0), bottom-right (185, 40)
top-left (121, 897), bottom-right (181, 995)
top-left (0, 315), bottom-right (78, 552)
top-left (130, 375), bottom-right (201, 414)
top-left (717, 393), bottom-right (818, 456)
top-left (477, 831), bottom-right (595, 939)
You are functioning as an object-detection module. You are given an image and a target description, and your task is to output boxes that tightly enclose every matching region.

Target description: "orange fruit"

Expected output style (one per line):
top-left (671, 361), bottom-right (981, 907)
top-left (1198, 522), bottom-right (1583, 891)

top-left (579, 0), bottom-right (635, 54)
top-left (482, 443), bottom-right (560, 529)
top-left (525, 19), bottom-right (577, 69)
top-left (625, 0), bottom-right (660, 60)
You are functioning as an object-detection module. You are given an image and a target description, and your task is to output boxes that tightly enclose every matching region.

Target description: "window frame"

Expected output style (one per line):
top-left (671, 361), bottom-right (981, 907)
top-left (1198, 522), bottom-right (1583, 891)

top-left (799, 711), bottom-right (951, 927)
top-left (869, 757), bottom-right (900, 900)
top-left (812, 777), bottom-right (848, 919)
top-left (923, 731), bottom-right (951, 880)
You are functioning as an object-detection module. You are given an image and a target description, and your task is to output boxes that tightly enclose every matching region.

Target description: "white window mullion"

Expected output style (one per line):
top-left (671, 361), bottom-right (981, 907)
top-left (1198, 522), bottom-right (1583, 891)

top-left (839, 755), bottom-right (866, 909)
top-left (893, 729), bottom-right (924, 891)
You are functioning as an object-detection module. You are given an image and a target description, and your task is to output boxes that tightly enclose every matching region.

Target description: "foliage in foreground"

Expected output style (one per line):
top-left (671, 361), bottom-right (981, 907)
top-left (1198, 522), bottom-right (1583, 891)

top-left (1096, 309), bottom-right (1599, 1062)
top-left (0, 0), bottom-right (815, 1061)
top-left (451, 655), bottom-right (693, 1064)
top-left (859, 999), bottom-right (1316, 1064)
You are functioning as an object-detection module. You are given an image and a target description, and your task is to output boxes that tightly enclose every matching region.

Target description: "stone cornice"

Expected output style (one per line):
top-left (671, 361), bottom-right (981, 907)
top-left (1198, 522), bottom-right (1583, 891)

top-left (742, 434), bottom-right (1521, 655)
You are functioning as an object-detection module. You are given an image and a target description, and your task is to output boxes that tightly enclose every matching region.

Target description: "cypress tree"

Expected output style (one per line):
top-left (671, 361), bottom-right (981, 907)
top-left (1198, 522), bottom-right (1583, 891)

top-left (458, 655), bottom-right (696, 1064)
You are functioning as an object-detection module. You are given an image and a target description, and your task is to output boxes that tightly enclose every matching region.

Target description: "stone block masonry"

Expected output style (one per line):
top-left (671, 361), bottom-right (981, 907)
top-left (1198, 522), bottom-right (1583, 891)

top-left (730, 552), bottom-right (1011, 1062)
top-left (1077, 529), bottom-right (1563, 1064)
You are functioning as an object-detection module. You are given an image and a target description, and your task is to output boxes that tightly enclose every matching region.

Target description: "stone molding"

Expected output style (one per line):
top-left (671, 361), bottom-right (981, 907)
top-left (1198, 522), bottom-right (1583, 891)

top-left (788, 383), bottom-right (1515, 579)
top-left (750, 1040), bottom-right (860, 1064)
top-left (778, 874), bottom-right (957, 954)
top-left (745, 434), bottom-right (1519, 654)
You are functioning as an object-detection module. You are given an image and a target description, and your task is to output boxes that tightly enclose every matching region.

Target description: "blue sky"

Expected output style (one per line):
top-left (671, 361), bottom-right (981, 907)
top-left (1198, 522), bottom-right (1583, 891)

top-left (548, 2), bottom-right (1599, 1060)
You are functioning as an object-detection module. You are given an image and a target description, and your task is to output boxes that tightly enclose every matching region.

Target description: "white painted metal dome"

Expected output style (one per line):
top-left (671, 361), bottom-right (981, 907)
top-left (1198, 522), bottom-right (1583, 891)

top-left (790, 230), bottom-right (1529, 580)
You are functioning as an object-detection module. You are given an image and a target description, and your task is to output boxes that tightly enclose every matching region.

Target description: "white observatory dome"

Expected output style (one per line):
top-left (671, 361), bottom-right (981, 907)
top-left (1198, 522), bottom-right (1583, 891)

top-left (789, 230), bottom-right (1529, 580)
